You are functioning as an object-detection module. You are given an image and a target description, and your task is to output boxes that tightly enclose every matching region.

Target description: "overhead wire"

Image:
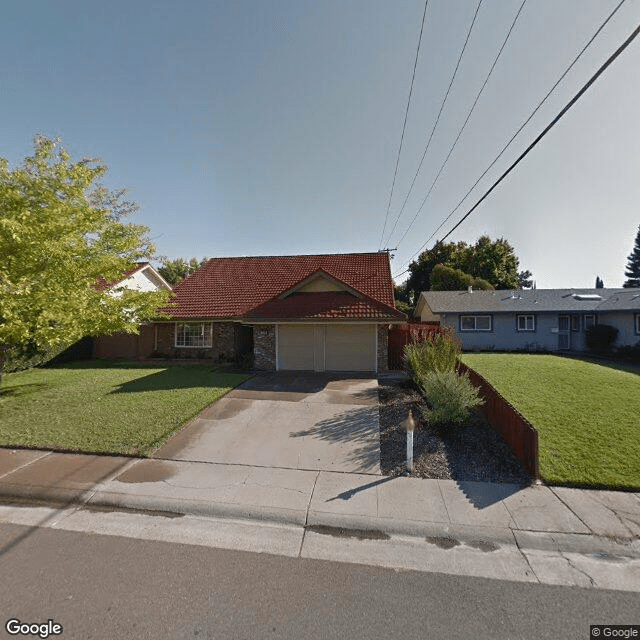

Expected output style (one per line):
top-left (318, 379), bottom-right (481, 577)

top-left (382, 0), bottom-right (483, 248)
top-left (393, 0), bottom-right (527, 250)
top-left (393, 0), bottom-right (629, 279)
top-left (378, 0), bottom-right (430, 250)
top-left (439, 22), bottom-right (640, 242)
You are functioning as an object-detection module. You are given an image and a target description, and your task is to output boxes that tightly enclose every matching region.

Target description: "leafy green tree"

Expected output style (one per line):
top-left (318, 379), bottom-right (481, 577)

top-left (406, 240), bottom-right (467, 304)
top-left (393, 283), bottom-right (412, 316)
top-left (430, 264), bottom-right (493, 291)
top-left (458, 236), bottom-right (522, 290)
top-left (623, 225), bottom-right (640, 288)
top-left (0, 136), bottom-right (171, 386)
top-left (405, 235), bottom-right (530, 300)
top-left (158, 257), bottom-right (208, 287)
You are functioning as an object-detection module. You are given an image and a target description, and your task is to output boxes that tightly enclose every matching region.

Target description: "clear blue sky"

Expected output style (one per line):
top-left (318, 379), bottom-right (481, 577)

top-left (2, 0), bottom-right (639, 288)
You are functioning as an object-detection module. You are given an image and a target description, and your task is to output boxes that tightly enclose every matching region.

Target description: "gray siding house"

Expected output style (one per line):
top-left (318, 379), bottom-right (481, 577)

top-left (415, 288), bottom-right (640, 352)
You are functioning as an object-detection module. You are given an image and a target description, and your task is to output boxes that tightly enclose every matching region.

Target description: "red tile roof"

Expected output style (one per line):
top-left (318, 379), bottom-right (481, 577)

top-left (243, 291), bottom-right (406, 321)
top-left (166, 253), bottom-right (402, 321)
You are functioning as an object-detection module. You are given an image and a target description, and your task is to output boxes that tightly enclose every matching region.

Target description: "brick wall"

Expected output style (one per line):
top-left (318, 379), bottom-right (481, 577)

top-left (254, 324), bottom-right (276, 370)
top-left (152, 321), bottom-right (238, 361)
top-left (377, 324), bottom-right (388, 373)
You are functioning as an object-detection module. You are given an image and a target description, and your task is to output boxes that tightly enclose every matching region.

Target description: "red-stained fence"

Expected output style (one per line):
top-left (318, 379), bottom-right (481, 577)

top-left (457, 361), bottom-right (540, 479)
top-left (387, 323), bottom-right (445, 371)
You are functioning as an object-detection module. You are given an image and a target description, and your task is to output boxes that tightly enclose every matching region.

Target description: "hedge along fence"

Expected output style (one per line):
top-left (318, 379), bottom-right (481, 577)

top-left (388, 323), bottom-right (446, 370)
top-left (457, 361), bottom-right (540, 480)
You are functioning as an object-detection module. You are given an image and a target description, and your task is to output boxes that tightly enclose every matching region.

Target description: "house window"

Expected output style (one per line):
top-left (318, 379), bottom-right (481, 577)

top-left (636, 314), bottom-right (640, 335)
top-left (460, 315), bottom-right (492, 331)
top-left (583, 315), bottom-right (595, 331)
top-left (175, 322), bottom-right (212, 348)
top-left (570, 315), bottom-right (580, 332)
top-left (516, 315), bottom-right (535, 332)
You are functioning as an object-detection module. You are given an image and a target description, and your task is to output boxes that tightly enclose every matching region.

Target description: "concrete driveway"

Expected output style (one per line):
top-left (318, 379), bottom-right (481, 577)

top-left (153, 372), bottom-right (381, 474)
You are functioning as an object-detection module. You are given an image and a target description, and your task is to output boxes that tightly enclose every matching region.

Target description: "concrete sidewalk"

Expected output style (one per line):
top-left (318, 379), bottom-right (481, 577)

top-left (1, 448), bottom-right (639, 560)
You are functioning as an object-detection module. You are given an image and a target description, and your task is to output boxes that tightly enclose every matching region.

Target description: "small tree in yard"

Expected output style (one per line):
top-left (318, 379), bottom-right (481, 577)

top-left (0, 136), bottom-right (171, 389)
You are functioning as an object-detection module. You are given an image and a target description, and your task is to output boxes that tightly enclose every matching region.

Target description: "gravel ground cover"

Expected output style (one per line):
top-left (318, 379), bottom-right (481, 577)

top-left (378, 376), bottom-right (532, 485)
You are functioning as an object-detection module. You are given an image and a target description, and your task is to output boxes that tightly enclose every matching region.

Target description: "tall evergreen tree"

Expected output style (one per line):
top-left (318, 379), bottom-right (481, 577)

top-left (595, 276), bottom-right (604, 289)
top-left (623, 225), bottom-right (640, 288)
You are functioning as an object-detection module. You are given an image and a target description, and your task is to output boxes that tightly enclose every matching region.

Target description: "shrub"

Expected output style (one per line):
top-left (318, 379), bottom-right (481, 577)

top-left (403, 331), bottom-right (461, 381)
top-left (585, 324), bottom-right (619, 352)
top-left (419, 370), bottom-right (483, 427)
top-left (615, 341), bottom-right (640, 362)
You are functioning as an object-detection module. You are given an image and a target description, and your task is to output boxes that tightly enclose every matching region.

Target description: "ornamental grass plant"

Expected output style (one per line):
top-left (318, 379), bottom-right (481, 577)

top-left (403, 330), bottom-right (482, 429)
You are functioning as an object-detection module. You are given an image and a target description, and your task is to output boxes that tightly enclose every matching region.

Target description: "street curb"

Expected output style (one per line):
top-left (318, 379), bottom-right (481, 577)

top-left (2, 485), bottom-right (639, 560)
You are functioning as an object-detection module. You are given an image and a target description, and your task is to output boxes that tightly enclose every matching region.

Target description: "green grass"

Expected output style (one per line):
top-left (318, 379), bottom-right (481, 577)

top-left (460, 353), bottom-right (640, 489)
top-left (0, 362), bottom-right (250, 456)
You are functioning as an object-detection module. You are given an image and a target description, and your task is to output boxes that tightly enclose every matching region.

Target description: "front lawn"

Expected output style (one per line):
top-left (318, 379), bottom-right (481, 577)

top-left (460, 354), bottom-right (640, 489)
top-left (0, 362), bottom-right (250, 456)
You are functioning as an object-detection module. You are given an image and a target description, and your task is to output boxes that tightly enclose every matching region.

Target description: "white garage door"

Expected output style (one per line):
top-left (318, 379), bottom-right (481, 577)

top-left (277, 324), bottom-right (376, 372)
top-left (325, 325), bottom-right (376, 371)
top-left (278, 325), bottom-right (316, 370)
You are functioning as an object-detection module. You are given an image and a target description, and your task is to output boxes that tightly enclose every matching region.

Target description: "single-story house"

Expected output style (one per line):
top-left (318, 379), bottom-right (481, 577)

top-left (415, 287), bottom-right (640, 352)
top-left (106, 252), bottom-right (406, 372)
top-left (93, 262), bottom-right (173, 359)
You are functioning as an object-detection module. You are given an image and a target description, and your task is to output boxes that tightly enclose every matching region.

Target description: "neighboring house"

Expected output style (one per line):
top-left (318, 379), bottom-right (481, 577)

top-left (139, 252), bottom-right (406, 372)
top-left (415, 287), bottom-right (640, 352)
top-left (93, 262), bottom-right (173, 359)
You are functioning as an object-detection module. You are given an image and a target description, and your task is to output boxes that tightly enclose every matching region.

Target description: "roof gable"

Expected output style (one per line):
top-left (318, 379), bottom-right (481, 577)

top-left (168, 252), bottom-right (397, 319)
top-left (280, 269), bottom-right (361, 298)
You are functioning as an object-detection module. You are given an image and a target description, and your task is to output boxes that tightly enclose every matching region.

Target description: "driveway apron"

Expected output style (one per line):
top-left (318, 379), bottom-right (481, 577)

top-left (152, 372), bottom-right (381, 474)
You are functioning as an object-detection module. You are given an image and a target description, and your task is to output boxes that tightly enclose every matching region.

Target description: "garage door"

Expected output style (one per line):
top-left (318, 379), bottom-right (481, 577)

top-left (278, 325), bottom-right (316, 370)
top-left (278, 324), bottom-right (376, 372)
top-left (325, 325), bottom-right (376, 371)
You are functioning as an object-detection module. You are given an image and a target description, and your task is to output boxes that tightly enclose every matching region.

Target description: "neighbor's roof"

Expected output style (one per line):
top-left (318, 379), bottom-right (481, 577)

top-left (420, 288), bottom-right (640, 314)
top-left (167, 252), bottom-right (400, 320)
top-left (94, 262), bottom-right (151, 292)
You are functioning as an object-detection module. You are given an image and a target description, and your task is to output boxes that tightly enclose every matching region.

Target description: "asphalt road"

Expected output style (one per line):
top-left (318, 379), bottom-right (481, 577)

top-left (0, 523), bottom-right (637, 640)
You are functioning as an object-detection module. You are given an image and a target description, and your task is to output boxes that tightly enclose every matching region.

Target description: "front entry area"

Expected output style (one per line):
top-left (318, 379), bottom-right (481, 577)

top-left (277, 324), bottom-right (376, 372)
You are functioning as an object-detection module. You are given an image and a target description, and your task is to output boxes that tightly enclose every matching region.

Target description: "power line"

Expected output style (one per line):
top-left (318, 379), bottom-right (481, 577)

top-left (378, 0), bottom-right (430, 250)
top-left (440, 21), bottom-right (640, 241)
top-left (393, 0), bottom-right (527, 250)
top-left (382, 0), bottom-right (483, 248)
top-left (393, 0), bottom-right (629, 280)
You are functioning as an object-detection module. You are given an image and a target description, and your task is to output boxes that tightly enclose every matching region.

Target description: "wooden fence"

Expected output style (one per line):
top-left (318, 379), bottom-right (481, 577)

top-left (387, 323), bottom-right (445, 371)
top-left (457, 362), bottom-right (540, 479)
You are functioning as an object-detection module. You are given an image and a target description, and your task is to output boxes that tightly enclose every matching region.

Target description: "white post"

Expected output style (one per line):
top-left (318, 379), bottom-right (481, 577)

top-left (406, 409), bottom-right (414, 473)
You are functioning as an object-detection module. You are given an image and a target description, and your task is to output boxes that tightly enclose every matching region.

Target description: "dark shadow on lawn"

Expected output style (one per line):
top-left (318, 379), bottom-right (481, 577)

top-left (110, 367), bottom-right (246, 394)
top-left (0, 383), bottom-right (49, 398)
top-left (566, 355), bottom-right (640, 377)
top-left (289, 406), bottom-right (380, 473)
